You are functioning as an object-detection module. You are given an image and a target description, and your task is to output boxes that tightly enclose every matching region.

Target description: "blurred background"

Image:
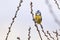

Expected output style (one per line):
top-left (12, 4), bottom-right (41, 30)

top-left (0, 0), bottom-right (60, 40)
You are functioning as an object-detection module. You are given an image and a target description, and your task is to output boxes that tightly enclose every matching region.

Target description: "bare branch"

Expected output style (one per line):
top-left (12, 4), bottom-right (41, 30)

top-left (47, 31), bottom-right (55, 40)
top-left (28, 27), bottom-right (31, 40)
top-left (53, 30), bottom-right (59, 40)
top-left (30, 2), bottom-right (42, 40)
top-left (54, 0), bottom-right (60, 9)
top-left (5, 0), bottom-right (23, 40)
top-left (40, 24), bottom-right (50, 40)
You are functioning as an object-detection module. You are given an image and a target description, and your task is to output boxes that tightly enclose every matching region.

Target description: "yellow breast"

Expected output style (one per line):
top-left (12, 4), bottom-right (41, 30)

top-left (34, 15), bottom-right (42, 24)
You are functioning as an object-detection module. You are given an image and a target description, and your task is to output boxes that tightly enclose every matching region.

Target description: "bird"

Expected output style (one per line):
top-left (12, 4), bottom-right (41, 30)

top-left (34, 10), bottom-right (42, 24)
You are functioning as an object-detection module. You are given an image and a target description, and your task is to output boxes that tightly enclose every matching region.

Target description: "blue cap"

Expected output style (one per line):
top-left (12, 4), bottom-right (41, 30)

top-left (36, 10), bottom-right (41, 15)
top-left (37, 10), bottom-right (41, 13)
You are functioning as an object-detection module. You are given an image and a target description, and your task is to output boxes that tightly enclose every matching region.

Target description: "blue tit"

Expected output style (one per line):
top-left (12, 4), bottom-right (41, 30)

top-left (34, 10), bottom-right (42, 24)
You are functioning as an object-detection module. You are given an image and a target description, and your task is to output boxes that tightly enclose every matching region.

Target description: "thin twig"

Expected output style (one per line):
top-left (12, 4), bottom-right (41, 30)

top-left (5, 0), bottom-right (23, 40)
top-left (54, 0), bottom-right (60, 9)
top-left (35, 23), bottom-right (42, 40)
top-left (47, 31), bottom-right (55, 40)
top-left (40, 24), bottom-right (50, 40)
top-left (53, 30), bottom-right (59, 40)
top-left (28, 27), bottom-right (31, 40)
top-left (30, 2), bottom-right (42, 40)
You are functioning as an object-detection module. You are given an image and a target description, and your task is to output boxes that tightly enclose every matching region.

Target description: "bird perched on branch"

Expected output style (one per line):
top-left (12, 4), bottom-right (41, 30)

top-left (34, 10), bottom-right (42, 24)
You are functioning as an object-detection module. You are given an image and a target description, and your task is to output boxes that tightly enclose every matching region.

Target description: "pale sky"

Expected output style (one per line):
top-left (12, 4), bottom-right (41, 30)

top-left (0, 0), bottom-right (60, 40)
